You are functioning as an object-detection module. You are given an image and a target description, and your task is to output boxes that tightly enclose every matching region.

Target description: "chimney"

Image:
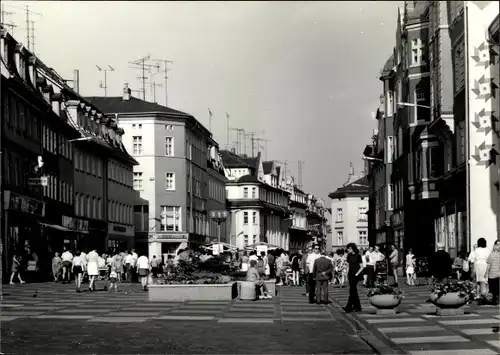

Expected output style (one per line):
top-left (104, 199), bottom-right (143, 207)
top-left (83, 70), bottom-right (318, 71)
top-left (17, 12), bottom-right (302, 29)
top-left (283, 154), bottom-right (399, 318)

top-left (123, 83), bottom-right (131, 101)
top-left (73, 70), bottom-right (80, 93)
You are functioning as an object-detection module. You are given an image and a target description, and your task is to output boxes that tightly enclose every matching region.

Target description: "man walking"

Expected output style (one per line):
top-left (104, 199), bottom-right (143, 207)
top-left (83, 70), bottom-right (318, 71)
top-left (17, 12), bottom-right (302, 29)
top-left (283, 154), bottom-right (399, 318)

top-left (306, 245), bottom-right (321, 304)
top-left (430, 243), bottom-right (452, 282)
top-left (313, 251), bottom-right (333, 304)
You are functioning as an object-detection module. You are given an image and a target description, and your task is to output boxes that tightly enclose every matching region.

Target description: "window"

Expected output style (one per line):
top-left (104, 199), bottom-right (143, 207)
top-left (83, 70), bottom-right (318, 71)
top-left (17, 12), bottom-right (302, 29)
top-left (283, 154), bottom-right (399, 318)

top-left (133, 172), bottom-right (143, 190)
top-left (243, 187), bottom-right (249, 198)
top-left (243, 212), bottom-right (248, 224)
top-left (457, 121), bottom-right (465, 164)
top-left (165, 172), bottom-right (175, 191)
top-left (445, 140), bottom-right (453, 172)
top-left (337, 231), bottom-right (343, 246)
top-left (387, 184), bottom-right (394, 210)
top-left (160, 206), bottom-right (182, 232)
top-left (165, 137), bottom-right (174, 156)
top-left (132, 136), bottom-right (143, 155)
top-left (165, 124), bottom-right (173, 130)
top-left (244, 235), bottom-right (249, 246)
top-left (386, 91), bottom-right (393, 116)
top-left (387, 136), bottom-right (394, 163)
top-left (358, 206), bottom-right (368, 221)
top-left (336, 208), bottom-right (343, 222)
top-left (251, 187), bottom-right (256, 198)
top-left (252, 235), bottom-right (257, 245)
top-left (397, 127), bottom-right (403, 158)
top-left (252, 212), bottom-right (257, 224)
top-left (358, 230), bottom-right (368, 245)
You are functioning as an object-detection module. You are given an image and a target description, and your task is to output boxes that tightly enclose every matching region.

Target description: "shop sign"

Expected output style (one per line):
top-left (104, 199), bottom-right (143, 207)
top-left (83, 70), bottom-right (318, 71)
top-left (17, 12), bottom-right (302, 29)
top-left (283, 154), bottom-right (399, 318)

top-left (108, 223), bottom-right (132, 236)
top-left (149, 233), bottom-right (189, 242)
top-left (390, 211), bottom-right (404, 229)
top-left (4, 191), bottom-right (45, 217)
top-left (62, 216), bottom-right (89, 232)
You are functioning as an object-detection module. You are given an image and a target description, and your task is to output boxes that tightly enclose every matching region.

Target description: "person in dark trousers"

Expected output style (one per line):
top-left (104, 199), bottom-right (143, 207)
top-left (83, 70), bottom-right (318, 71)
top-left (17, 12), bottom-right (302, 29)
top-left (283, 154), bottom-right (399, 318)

top-left (343, 243), bottom-right (364, 313)
top-left (430, 242), bottom-right (452, 282)
top-left (267, 251), bottom-right (276, 280)
top-left (313, 251), bottom-right (333, 304)
top-left (301, 246), bottom-right (312, 296)
top-left (486, 240), bottom-right (500, 305)
top-left (306, 245), bottom-right (321, 304)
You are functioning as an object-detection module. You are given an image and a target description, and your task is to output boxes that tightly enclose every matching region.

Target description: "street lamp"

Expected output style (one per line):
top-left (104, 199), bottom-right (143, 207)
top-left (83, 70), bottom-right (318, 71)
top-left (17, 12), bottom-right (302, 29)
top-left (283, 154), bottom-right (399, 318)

top-left (362, 155), bottom-right (384, 163)
top-left (209, 210), bottom-right (228, 255)
top-left (397, 102), bottom-right (431, 109)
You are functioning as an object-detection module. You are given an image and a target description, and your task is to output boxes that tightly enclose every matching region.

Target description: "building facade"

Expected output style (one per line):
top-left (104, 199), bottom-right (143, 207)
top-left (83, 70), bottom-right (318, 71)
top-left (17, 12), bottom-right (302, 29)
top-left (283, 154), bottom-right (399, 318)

top-left (328, 174), bottom-right (369, 251)
top-left (222, 151), bottom-right (291, 250)
top-left (88, 86), bottom-right (228, 259)
top-left (364, 1), bottom-right (500, 261)
top-left (288, 185), bottom-right (310, 251)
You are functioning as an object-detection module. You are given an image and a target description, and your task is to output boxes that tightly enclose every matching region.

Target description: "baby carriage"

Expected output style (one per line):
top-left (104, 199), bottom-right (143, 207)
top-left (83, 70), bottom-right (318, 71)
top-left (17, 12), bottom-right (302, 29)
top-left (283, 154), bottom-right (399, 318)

top-left (284, 267), bottom-right (305, 286)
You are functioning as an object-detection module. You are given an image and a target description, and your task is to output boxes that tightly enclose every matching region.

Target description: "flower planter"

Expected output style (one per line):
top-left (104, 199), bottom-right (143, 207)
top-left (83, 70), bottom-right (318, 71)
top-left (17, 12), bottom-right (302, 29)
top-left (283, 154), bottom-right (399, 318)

top-left (236, 279), bottom-right (276, 298)
top-left (430, 292), bottom-right (468, 309)
top-left (369, 295), bottom-right (402, 309)
top-left (148, 282), bottom-right (237, 302)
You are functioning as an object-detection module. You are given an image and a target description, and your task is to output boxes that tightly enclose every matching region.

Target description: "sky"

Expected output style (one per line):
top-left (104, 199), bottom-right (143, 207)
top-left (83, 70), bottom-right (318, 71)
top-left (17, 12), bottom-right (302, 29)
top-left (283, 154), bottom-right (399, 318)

top-left (2, 1), bottom-right (402, 202)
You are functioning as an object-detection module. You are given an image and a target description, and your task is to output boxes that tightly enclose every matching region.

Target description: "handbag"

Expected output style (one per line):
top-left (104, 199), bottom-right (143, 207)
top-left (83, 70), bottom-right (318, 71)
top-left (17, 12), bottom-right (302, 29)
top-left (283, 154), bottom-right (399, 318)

top-left (27, 260), bottom-right (38, 272)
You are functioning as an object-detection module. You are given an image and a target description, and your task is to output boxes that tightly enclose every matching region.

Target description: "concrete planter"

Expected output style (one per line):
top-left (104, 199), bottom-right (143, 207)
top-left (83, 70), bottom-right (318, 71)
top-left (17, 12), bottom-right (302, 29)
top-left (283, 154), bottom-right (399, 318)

top-left (236, 279), bottom-right (276, 297)
top-left (369, 295), bottom-right (402, 309)
top-left (148, 282), bottom-right (236, 302)
top-left (431, 292), bottom-right (468, 309)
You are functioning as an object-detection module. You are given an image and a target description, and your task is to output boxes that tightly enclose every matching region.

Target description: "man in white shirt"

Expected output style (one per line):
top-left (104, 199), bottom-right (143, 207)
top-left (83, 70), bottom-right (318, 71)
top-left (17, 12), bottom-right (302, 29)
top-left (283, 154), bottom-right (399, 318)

top-left (125, 251), bottom-right (134, 282)
top-left (305, 245), bottom-right (321, 304)
top-left (364, 247), bottom-right (375, 287)
top-left (130, 249), bottom-right (138, 282)
top-left (136, 254), bottom-right (150, 291)
top-left (61, 248), bottom-right (73, 283)
top-left (80, 250), bottom-right (88, 282)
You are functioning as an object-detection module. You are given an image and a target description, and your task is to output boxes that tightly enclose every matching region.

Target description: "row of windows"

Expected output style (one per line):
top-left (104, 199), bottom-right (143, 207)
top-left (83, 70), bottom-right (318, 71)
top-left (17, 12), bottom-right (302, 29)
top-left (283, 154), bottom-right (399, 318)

top-left (75, 150), bottom-right (102, 177)
top-left (131, 136), bottom-right (174, 156)
top-left (75, 193), bottom-right (103, 220)
top-left (243, 211), bottom-right (258, 225)
top-left (292, 213), bottom-right (306, 228)
top-left (108, 161), bottom-right (133, 187)
top-left (160, 206), bottom-right (182, 232)
top-left (336, 230), bottom-right (368, 246)
top-left (208, 180), bottom-right (225, 203)
top-left (335, 207), bottom-right (368, 222)
top-left (243, 234), bottom-right (257, 247)
top-left (3, 94), bottom-right (41, 142)
top-left (108, 200), bottom-right (133, 225)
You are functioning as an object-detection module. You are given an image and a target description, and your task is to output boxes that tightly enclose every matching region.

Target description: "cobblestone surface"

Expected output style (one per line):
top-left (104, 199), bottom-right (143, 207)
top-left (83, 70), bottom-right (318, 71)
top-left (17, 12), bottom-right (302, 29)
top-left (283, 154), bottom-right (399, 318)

top-left (1, 282), bottom-right (376, 354)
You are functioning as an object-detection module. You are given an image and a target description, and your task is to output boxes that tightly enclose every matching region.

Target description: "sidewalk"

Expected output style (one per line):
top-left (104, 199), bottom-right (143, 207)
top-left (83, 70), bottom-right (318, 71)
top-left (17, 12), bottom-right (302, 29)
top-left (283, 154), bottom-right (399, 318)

top-left (329, 284), bottom-right (500, 355)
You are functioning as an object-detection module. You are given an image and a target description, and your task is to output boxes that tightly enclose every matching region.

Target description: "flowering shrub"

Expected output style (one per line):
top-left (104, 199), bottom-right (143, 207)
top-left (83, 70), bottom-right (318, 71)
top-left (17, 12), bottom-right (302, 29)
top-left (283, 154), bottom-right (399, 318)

top-left (367, 281), bottom-right (403, 299)
top-left (431, 279), bottom-right (476, 300)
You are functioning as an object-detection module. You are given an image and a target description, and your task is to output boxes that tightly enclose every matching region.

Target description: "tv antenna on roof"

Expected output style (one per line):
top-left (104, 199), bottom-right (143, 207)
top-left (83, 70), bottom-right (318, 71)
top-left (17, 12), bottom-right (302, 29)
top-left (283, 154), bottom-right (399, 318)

top-left (96, 65), bottom-right (115, 97)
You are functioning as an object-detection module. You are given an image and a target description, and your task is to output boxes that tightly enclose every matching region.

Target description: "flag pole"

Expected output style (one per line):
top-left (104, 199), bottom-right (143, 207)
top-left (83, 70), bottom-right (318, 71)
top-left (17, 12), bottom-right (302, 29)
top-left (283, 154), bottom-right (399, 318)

top-left (226, 112), bottom-right (230, 149)
top-left (208, 108), bottom-right (212, 132)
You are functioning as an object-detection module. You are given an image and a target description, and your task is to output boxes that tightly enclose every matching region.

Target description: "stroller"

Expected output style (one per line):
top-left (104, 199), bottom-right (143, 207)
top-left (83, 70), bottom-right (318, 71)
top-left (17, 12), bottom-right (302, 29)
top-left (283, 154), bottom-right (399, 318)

top-left (284, 268), bottom-right (305, 286)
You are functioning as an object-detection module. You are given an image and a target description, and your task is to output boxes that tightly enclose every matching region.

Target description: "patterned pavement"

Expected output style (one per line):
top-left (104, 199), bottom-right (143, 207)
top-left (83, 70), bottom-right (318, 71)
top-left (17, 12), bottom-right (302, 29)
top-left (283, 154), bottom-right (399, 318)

top-left (1, 282), bottom-right (339, 324)
top-left (329, 284), bottom-right (500, 355)
top-left (1, 282), bottom-right (377, 354)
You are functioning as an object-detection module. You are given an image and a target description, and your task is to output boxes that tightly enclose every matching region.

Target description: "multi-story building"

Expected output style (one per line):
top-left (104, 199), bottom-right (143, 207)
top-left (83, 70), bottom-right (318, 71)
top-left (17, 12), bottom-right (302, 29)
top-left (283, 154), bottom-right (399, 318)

top-left (133, 190), bottom-right (150, 256)
top-left (222, 151), bottom-right (291, 250)
top-left (364, 1), bottom-right (500, 260)
top-left (288, 184), bottom-right (310, 251)
top-left (305, 194), bottom-right (328, 250)
top-left (1, 28), bottom-right (81, 278)
top-left (87, 85), bottom-right (228, 258)
top-left (328, 166), bottom-right (369, 251)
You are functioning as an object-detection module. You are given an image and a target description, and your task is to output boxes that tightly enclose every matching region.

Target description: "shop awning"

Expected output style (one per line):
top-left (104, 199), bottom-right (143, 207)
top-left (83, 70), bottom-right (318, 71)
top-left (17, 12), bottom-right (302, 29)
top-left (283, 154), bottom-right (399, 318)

top-left (203, 242), bottom-right (238, 251)
top-left (39, 222), bottom-right (71, 231)
top-left (244, 242), bottom-right (279, 251)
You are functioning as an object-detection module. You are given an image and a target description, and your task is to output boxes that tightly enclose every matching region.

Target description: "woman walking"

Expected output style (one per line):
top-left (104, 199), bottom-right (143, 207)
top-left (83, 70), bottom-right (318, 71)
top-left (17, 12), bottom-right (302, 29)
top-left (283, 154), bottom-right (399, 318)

top-left (72, 251), bottom-right (85, 292)
top-left (470, 238), bottom-right (491, 304)
top-left (10, 253), bottom-right (25, 285)
top-left (52, 252), bottom-right (62, 282)
top-left (343, 243), bottom-right (364, 313)
top-left (405, 249), bottom-right (416, 286)
top-left (87, 249), bottom-right (99, 291)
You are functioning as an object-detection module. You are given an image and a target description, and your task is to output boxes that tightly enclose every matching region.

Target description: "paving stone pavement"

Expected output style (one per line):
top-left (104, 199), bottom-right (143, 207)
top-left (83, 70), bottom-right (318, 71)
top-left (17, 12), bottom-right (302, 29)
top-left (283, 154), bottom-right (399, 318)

top-left (329, 284), bottom-right (500, 355)
top-left (0, 282), bottom-right (378, 354)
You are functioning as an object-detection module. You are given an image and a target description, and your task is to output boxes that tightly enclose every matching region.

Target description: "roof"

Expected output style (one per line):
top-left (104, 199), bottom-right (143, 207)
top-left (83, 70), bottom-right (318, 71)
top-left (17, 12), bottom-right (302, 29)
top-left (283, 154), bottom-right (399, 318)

top-left (262, 161), bottom-right (273, 174)
top-left (85, 96), bottom-right (190, 117)
top-left (328, 176), bottom-right (369, 200)
top-left (237, 174), bottom-right (260, 184)
top-left (220, 150), bottom-right (260, 169)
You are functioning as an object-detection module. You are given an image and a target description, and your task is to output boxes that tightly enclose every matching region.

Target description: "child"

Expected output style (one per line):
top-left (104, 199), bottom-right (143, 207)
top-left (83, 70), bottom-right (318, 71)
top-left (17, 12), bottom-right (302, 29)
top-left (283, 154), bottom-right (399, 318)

top-left (246, 260), bottom-right (272, 299)
top-left (108, 268), bottom-right (118, 292)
